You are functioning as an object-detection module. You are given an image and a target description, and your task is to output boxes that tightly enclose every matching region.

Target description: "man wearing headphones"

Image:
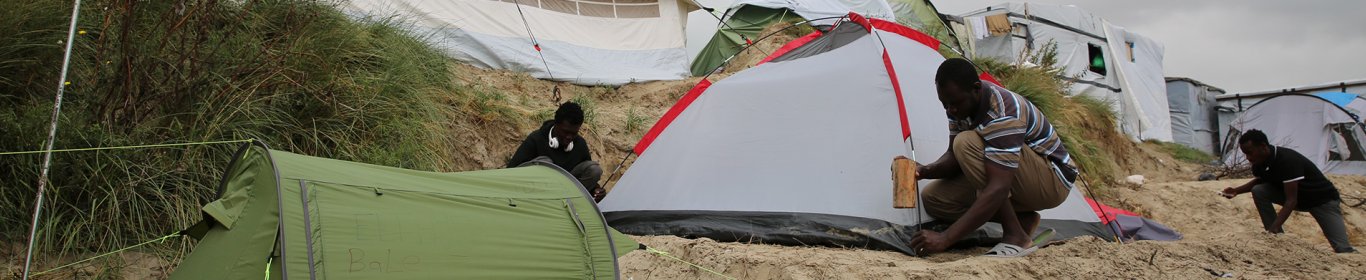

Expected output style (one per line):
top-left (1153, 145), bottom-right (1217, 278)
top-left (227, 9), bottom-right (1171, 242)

top-left (507, 102), bottom-right (604, 201)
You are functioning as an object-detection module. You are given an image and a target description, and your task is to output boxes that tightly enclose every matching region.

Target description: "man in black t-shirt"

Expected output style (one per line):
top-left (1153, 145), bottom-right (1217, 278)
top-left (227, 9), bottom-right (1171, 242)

top-left (507, 102), bottom-right (604, 201)
top-left (1221, 129), bottom-right (1356, 253)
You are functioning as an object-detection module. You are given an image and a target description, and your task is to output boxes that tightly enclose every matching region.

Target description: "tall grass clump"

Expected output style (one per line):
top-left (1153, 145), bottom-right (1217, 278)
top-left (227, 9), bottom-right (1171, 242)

top-left (1, 0), bottom-right (456, 272)
top-left (974, 47), bottom-right (1132, 189)
top-left (1148, 140), bottom-right (1216, 164)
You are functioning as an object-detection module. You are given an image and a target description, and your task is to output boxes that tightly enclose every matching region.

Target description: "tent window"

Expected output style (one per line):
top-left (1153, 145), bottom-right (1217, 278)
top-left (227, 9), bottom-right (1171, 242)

top-left (580, 2), bottom-right (615, 17)
top-left (1222, 128), bottom-right (1243, 161)
top-left (539, 0), bottom-right (578, 15)
top-left (497, 0), bottom-right (660, 18)
top-left (1328, 123), bottom-right (1366, 161)
top-left (1087, 43), bottom-right (1106, 75)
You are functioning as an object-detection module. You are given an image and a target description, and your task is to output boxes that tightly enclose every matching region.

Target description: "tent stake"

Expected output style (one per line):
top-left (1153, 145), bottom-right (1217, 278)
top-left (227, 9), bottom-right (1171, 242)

top-left (22, 1), bottom-right (83, 278)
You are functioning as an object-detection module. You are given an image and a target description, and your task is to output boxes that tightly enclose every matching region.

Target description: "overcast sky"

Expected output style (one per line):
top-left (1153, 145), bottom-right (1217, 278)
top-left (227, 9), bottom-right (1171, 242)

top-left (685, 0), bottom-right (1366, 93)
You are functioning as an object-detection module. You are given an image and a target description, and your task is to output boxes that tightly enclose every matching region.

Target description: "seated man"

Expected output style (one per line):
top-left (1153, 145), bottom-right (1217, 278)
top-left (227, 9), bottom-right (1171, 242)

top-left (507, 102), bottom-right (605, 201)
top-left (910, 58), bottom-right (1076, 257)
top-left (1220, 129), bottom-right (1356, 253)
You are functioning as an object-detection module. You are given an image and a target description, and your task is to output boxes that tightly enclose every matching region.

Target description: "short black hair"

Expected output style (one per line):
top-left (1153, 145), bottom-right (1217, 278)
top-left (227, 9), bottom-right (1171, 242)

top-left (554, 102), bottom-right (585, 125)
top-left (1239, 129), bottom-right (1269, 146)
top-left (935, 58), bottom-right (981, 90)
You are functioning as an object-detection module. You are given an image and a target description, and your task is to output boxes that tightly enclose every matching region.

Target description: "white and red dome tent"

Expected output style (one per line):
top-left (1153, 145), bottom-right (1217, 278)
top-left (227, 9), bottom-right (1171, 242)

top-left (600, 13), bottom-right (1168, 255)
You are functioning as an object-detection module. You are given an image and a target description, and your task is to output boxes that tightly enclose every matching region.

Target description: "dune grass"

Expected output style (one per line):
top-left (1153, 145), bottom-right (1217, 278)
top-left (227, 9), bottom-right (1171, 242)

top-left (974, 50), bottom-right (1131, 189)
top-left (0, 0), bottom-right (461, 272)
top-left (1148, 140), bottom-right (1217, 164)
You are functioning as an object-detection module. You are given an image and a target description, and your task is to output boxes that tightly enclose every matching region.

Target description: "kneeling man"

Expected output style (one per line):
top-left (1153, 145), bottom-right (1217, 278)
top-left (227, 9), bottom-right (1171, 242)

top-left (910, 58), bottom-right (1077, 257)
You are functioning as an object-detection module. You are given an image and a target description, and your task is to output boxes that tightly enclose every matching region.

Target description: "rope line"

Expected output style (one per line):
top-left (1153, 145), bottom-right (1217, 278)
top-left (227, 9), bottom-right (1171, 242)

top-left (644, 246), bottom-right (736, 280)
top-left (29, 232), bottom-right (183, 277)
top-left (264, 256), bottom-right (273, 280)
top-left (0, 139), bottom-right (255, 156)
top-left (510, 0), bottom-right (556, 85)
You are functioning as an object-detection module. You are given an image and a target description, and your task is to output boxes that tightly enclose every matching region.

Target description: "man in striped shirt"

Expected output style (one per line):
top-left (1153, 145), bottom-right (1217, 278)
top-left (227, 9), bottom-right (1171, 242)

top-left (909, 58), bottom-right (1077, 257)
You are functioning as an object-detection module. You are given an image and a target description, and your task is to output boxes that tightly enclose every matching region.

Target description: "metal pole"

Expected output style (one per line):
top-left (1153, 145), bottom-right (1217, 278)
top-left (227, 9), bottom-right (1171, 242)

top-left (22, 0), bottom-right (83, 278)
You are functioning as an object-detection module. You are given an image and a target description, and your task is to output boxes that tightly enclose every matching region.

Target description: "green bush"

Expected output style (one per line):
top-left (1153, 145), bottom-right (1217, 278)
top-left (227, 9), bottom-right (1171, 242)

top-left (1, 0), bottom-right (455, 267)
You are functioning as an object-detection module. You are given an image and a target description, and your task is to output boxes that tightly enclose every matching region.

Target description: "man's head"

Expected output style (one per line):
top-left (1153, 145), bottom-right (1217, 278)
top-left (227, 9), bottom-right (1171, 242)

top-left (553, 102), bottom-right (585, 142)
top-left (1238, 129), bottom-right (1272, 165)
top-left (935, 58), bottom-right (984, 119)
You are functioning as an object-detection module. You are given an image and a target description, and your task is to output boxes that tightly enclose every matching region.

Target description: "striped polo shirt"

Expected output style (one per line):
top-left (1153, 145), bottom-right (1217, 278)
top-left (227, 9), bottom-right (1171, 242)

top-left (947, 81), bottom-right (1079, 183)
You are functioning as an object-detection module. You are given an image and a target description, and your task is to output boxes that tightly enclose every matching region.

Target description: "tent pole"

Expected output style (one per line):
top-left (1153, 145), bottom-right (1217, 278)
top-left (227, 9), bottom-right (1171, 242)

top-left (22, 0), bottom-right (83, 278)
top-left (602, 152), bottom-right (634, 190)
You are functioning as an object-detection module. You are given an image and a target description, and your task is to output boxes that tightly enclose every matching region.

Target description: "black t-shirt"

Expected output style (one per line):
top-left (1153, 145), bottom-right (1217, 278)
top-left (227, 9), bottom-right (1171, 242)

top-left (1251, 146), bottom-right (1341, 208)
top-left (506, 120), bottom-right (592, 170)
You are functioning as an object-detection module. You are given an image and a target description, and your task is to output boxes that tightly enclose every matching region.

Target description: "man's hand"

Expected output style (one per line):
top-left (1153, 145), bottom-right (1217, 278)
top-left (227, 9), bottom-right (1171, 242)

top-left (910, 230), bottom-right (951, 256)
top-left (1220, 187), bottom-right (1238, 199)
top-left (591, 188), bottom-right (606, 202)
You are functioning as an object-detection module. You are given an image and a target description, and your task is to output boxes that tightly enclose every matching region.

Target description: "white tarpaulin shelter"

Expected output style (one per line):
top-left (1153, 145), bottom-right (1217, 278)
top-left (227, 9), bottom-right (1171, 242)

top-left (1166, 77), bottom-right (1226, 155)
top-left (600, 14), bottom-right (1113, 255)
top-left (344, 0), bottom-right (697, 86)
top-left (1215, 79), bottom-right (1366, 132)
top-left (1221, 93), bottom-right (1366, 175)
top-left (957, 3), bottom-right (1172, 142)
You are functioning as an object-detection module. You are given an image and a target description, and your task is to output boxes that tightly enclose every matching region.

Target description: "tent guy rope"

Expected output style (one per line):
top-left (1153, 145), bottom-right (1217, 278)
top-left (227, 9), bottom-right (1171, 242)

top-left (0, 139), bottom-right (255, 156)
top-left (28, 232), bottom-right (184, 277)
top-left (644, 246), bottom-right (737, 280)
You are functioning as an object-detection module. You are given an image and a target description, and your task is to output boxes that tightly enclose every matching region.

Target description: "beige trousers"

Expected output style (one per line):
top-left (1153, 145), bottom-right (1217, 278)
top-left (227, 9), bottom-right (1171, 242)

top-left (921, 131), bottom-right (1069, 220)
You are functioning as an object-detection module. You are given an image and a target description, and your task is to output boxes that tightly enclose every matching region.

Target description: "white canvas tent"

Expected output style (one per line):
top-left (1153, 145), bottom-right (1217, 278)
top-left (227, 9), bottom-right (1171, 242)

top-left (1215, 78), bottom-right (1366, 132)
top-left (1166, 77), bottom-right (1226, 155)
top-left (344, 0), bottom-right (697, 86)
top-left (1221, 93), bottom-right (1366, 175)
top-left (600, 14), bottom-right (1114, 255)
top-left (956, 3), bottom-right (1171, 142)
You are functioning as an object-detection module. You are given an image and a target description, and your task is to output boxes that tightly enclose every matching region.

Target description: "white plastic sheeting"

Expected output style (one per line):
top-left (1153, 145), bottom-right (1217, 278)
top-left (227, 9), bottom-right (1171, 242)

top-left (1223, 94), bottom-right (1366, 175)
top-left (344, 0), bottom-right (696, 86)
top-left (1166, 78), bottom-right (1225, 155)
top-left (960, 3), bottom-right (1172, 141)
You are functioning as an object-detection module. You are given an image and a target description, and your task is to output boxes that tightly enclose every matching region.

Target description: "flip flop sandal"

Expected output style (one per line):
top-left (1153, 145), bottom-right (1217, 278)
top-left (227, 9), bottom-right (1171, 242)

top-left (1032, 228), bottom-right (1057, 247)
top-left (983, 243), bottom-right (1037, 258)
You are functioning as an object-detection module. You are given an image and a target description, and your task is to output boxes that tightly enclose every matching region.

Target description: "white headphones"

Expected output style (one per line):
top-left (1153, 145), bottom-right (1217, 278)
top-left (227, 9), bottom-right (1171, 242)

top-left (548, 126), bottom-right (574, 152)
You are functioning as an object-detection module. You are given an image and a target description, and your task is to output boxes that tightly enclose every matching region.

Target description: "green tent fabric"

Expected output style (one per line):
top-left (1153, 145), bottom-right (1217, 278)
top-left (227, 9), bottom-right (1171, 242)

top-left (888, 0), bottom-right (958, 50)
top-left (690, 0), bottom-right (959, 76)
top-left (690, 6), bottom-right (794, 76)
top-left (172, 143), bottom-right (637, 279)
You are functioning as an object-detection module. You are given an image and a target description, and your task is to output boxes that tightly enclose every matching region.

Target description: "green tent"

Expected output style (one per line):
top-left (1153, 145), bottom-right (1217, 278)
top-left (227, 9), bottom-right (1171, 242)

top-left (172, 143), bottom-right (637, 279)
top-left (690, 0), bottom-right (959, 76)
top-left (689, 5), bottom-right (798, 76)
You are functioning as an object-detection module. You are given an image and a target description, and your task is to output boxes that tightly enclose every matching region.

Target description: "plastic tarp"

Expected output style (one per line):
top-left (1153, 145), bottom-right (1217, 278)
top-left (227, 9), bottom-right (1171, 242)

top-left (1086, 198), bottom-right (1182, 241)
top-left (960, 3), bottom-right (1172, 141)
top-left (1222, 94), bottom-right (1366, 175)
top-left (344, 0), bottom-right (695, 86)
top-left (603, 16), bottom-right (1111, 256)
top-left (1166, 78), bottom-right (1225, 155)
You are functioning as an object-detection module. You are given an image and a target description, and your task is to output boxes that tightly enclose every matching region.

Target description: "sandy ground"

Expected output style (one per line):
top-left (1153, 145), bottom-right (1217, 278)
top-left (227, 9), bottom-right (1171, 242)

top-left (617, 175), bottom-right (1366, 279)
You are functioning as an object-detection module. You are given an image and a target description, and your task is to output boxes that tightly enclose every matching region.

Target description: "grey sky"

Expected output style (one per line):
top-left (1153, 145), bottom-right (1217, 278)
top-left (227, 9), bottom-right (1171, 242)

top-left (685, 1), bottom-right (1366, 93)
